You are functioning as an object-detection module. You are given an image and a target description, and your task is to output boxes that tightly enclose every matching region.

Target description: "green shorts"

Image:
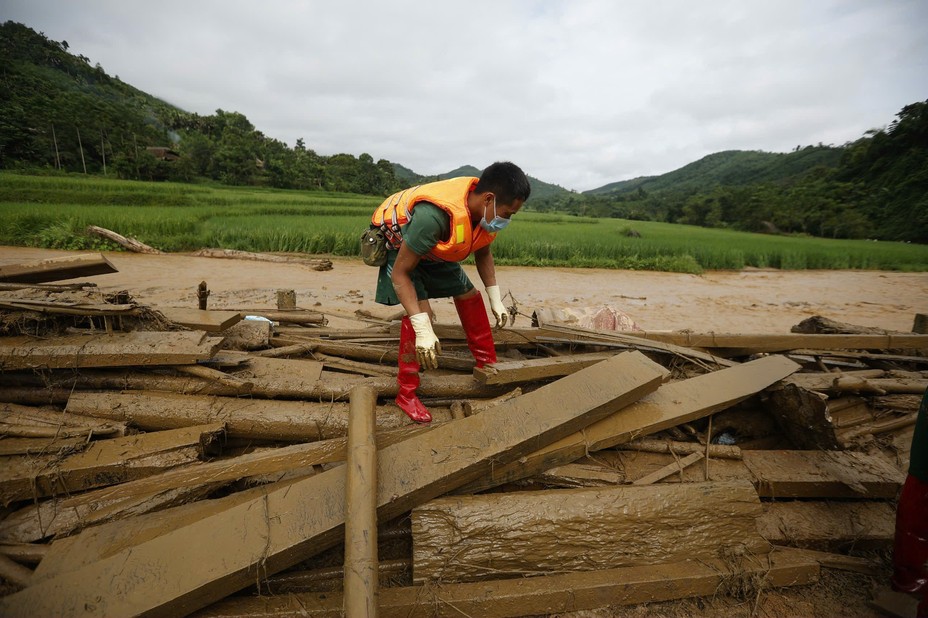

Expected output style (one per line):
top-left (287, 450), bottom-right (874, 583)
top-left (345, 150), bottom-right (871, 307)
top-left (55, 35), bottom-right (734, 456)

top-left (375, 250), bottom-right (474, 305)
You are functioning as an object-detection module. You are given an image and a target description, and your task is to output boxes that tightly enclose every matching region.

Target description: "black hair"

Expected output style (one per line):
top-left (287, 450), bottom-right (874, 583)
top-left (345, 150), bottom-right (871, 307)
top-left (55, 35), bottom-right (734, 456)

top-left (475, 161), bottom-right (531, 205)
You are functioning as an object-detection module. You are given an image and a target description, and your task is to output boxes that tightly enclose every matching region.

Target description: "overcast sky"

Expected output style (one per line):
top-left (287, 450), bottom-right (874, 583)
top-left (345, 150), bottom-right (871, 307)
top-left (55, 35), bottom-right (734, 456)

top-left (3, 1), bottom-right (926, 191)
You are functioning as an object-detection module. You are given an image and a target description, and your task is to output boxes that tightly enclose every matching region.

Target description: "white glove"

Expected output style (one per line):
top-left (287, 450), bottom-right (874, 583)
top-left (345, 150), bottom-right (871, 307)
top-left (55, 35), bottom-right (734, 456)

top-left (486, 285), bottom-right (508, 328)
top-left (409, 312), bottom-right (441, 369)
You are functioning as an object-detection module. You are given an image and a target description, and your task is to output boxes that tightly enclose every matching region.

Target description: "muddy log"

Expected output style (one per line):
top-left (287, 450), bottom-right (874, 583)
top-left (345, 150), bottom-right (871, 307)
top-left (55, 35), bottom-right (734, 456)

top-left (632, 331), bottom-right (928, 354)
top-left (411, 480), bottom-right (767, 584)
top-left (617, 437), bottom-right (742, 459)
top-left (64, 391), bottom-right (432, 441)
top-left (458, 355), bottom-right (798, 494)
top-left (0, 367), bottom-right (505, 401)
top-left (85, 225), bottom-right (163, 254)
top-left (0, 352), bottom-right (665, 617)
top-left (191, 248), bottom-right (333, 271)
top-left (0, 423), bottom-right (224, 505)
top-left (192, 549), bottom-right (820, 618)
top-left (344, 385), bottom-right (378, 617)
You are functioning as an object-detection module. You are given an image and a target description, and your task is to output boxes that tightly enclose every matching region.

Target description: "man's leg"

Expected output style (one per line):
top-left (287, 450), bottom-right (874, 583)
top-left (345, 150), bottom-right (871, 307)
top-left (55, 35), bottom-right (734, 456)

top-left (453, 289), bottom-right (497, 368)
top-left (395, 315), bottom-right (431, 423)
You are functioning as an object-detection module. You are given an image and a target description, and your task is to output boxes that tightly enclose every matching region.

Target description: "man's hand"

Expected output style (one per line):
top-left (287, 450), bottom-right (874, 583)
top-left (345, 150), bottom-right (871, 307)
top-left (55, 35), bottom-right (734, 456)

top-left (486, 285), bottom-right (508, 328)
top-left (409, 313), bottom-right (441, 369)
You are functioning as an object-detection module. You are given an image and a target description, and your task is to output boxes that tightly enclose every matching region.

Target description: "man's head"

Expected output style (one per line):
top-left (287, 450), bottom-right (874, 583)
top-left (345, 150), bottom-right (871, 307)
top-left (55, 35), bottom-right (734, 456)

top-left (471, 161), bottom-right (531, 223)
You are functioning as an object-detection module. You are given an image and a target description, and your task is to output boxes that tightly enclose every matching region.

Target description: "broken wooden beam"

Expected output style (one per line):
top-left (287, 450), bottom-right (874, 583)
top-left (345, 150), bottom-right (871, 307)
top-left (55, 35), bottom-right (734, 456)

top-left (0, 423), bottom-right (224, 505)
top-left (743, 450), bottom-right (905, 499)
top-left (0, 351), bottom-right (665, 617)
top-left (0, 330), bottom-right (220, 370)
top-left (192, 548), bottom-right (820, 618)
top-left (344, 385), bottom-right (378, 617)
top-left (757, 500), bottom-right (896, 550)
top-left (0, 252), bottom-right (117, 284)
top-left (458, 354), bottom-right (799, 493)
top-left (411, 480), bottom-right (768, 584)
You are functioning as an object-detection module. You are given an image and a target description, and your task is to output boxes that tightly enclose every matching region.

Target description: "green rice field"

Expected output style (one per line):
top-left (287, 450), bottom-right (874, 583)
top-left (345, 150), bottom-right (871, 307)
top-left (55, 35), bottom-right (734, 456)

top-left (2, 172), bottom-right (926, 274)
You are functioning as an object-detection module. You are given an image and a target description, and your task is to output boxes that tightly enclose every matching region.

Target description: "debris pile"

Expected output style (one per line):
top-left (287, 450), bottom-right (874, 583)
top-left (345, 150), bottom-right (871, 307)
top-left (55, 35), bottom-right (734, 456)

top-left (0, 252), bottom-right (925, 617)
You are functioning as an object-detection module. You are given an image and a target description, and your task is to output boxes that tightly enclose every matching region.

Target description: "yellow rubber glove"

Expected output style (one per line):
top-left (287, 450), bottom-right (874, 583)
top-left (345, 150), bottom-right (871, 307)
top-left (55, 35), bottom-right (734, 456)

top-left (409, 312), bottom-right (441, 369)
top-left (486, 285), bottom-right (508, 328)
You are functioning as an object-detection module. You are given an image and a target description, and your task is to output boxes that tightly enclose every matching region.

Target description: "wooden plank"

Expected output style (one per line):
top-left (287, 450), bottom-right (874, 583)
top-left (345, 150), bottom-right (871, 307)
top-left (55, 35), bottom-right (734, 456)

top-left (65, 391), bottom-right (427, 441)
top-left (635, 331), bottom-right (928, 352)
top-left (743, 450), bottom-right (905, 499)
top-left (411, 480), bottom-right (768, 584)
top-left (0, 330), bottom-right (220, 370)
top-left (0, 253), bottom-right (117, 284)
top-left (458, 354), bottom-right (799, 494)
top-left (631, 451), bottom-right (704, 485)
top-left (191, 548), bottom-right (820, 618)
top-left (473, 351), bottom-right (616, 385)
top-left (757, 500), bottom-right (896, 550)
top-left (0, 351), bottom-right (666, 617)
top-left (158, 307), bottom-right (243, 332)
top-left (0, 423), bottom-right (225, 505)
top-left (0, 426), bottom-right (430, 544)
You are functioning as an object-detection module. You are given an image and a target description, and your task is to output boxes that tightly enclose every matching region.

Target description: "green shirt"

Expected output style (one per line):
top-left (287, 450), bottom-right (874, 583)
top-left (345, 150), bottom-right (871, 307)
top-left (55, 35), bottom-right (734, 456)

top-left (401, 202), bottom-right (451, 256)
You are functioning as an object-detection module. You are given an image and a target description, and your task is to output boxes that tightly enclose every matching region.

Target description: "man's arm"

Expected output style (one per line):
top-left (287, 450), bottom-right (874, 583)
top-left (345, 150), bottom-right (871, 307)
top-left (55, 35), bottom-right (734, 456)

top-left (474, 246), bottom-right (508, 327)
top-left (391, 242), bottom-right (425, 316)
top-left (473, 245), bottom-right (497, 288)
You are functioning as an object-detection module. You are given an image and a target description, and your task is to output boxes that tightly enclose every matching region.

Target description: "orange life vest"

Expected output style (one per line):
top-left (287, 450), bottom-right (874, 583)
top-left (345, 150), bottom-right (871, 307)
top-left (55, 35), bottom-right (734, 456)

top-left (371, 176), bottom-right (496, 262)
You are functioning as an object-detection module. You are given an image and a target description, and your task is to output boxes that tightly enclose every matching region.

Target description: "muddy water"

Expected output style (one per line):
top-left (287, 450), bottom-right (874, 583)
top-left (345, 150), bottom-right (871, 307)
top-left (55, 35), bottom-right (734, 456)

top-left (1, 246), bottom-right (925, 333)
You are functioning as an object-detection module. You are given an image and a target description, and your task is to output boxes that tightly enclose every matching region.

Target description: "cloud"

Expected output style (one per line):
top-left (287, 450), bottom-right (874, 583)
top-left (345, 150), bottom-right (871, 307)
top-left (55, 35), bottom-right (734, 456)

top-left (3, 0), bottom-right (926, 190)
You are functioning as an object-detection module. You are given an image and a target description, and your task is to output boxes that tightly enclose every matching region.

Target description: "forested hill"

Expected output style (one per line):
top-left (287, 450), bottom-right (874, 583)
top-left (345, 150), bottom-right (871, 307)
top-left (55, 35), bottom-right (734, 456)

top-left (1, 21), bottom-right (925, 242)
top-left (533, 104), bottom-right (927, 243)
top-left (586, 147), bottom-right (844, 196)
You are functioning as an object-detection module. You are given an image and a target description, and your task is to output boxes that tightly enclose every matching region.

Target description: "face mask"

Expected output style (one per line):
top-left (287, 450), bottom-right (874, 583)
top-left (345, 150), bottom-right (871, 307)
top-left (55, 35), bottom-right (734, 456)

top-left (479, 198), bottom-right (510, 233)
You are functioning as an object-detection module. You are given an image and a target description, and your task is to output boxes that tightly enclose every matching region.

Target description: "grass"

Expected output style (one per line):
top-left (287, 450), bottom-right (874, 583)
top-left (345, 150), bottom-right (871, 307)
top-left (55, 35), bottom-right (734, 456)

top-left (2, 171), bottom-right (927, 273)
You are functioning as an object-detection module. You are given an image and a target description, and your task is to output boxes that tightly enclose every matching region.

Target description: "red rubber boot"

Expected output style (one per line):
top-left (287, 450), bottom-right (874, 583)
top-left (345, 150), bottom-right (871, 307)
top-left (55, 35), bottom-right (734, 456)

top-left (395, 316), bottom-right (431, 423)
top-left (454, 292), bottom-right (497, 368)
top-left (892, 473), bottom-right (928, 609)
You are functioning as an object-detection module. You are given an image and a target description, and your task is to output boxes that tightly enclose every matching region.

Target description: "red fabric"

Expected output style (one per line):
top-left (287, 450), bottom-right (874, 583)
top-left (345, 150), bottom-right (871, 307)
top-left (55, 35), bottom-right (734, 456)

top-left (454, 292), bottom-right (497, 368)
top-left (893, 473), bottom-right (928, 609)
top-left (395, 316), bottom-right (431, 423)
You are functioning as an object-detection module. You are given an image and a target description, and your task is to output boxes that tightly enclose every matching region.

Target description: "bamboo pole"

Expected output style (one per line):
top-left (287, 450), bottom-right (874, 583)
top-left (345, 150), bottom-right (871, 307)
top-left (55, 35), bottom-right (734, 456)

top-left (344, 385), bottom-right (379, 618)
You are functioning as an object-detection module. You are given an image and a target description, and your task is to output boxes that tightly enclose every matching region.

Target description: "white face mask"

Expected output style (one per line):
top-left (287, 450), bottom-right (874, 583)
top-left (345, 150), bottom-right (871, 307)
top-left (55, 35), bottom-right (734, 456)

top-left (479, 197), bottom-right (510, 233)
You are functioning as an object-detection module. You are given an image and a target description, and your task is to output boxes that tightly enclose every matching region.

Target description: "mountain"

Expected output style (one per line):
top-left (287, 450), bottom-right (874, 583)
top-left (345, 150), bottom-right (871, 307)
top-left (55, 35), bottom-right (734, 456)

top-left (585, 147), bottom-right (844, 196)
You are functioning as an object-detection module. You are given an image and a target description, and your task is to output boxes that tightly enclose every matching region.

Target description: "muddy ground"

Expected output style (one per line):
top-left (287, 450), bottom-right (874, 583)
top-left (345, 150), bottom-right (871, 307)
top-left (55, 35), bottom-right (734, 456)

top-left (1, 246), bottom-right (925, 334)
top-left (1, 245), bottom-right (925, 617)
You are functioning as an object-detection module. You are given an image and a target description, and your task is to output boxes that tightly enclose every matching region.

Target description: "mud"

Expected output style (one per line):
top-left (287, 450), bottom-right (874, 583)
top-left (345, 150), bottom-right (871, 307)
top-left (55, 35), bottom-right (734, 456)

top-left (1, 246), bottom-right (925, 333)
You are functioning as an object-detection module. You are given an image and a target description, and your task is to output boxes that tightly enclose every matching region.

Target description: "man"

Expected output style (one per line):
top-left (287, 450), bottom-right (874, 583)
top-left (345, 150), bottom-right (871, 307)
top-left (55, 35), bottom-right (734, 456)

top-left (892, 389), bottom-right (928, 616)
top-left (371, 161), bottom-right (531, 423)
